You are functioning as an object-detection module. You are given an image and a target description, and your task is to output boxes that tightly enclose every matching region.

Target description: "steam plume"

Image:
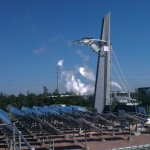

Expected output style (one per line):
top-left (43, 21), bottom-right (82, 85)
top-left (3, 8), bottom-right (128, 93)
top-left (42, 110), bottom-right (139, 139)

top-left (78, 66), bottom-right (95, 81)
top-left (57, 60), bottom-right (64, 67)
top-left (111, 81), bottom-right (122, 90)
top-left (62, 71), bottom-right (94, 95)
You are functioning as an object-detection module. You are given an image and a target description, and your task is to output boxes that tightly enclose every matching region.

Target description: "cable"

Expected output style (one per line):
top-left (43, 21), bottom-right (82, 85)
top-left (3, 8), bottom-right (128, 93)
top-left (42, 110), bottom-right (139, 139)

top-left (112, 63), bottom-right (128, 92)
top-left (111, 47), bottom-right (130, 92)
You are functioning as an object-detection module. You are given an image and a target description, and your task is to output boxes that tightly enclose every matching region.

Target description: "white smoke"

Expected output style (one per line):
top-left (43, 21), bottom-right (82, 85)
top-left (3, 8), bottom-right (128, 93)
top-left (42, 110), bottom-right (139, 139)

top-left (111, 81), bottom-right (122, 90)
top-left (76, 50), bottom-right (89, 62)
top-left (57, 60), bottom-right (64, 67)
top-left (62, 71), bottom-right (94, 95)
top-left (78, 66), bottom-right (95, 81)
top-left (58, 54), bottom-right (95, 95)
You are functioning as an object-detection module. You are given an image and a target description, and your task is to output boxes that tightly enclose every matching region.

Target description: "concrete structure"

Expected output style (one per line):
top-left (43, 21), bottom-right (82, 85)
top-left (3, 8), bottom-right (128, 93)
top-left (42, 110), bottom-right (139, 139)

top-left (75, 12), bottom-right (111, 113)
top-left (94, 12), bottom-right (111, 113)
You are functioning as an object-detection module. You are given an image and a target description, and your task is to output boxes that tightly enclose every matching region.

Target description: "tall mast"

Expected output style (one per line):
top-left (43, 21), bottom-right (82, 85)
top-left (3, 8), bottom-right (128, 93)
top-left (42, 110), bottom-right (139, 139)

top-left (56, 67), bottom-right (59, 93)
top-left (94, 12), bottom-right (111, 113)
top-left (74, 12), bottom-right (111, 113)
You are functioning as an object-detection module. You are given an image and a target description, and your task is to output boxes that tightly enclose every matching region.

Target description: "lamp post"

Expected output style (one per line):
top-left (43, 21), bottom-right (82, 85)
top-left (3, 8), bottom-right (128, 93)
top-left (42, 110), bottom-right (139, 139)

top-left (74, 37), bottom-right (107, 53)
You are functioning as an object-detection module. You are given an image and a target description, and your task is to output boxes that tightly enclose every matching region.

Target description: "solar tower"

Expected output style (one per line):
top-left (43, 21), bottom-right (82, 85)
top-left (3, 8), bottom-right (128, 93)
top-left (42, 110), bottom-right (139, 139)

top-left (94, 12), bottom-right (111, 113)
top-left (75, 12), bottom-right (111, 113)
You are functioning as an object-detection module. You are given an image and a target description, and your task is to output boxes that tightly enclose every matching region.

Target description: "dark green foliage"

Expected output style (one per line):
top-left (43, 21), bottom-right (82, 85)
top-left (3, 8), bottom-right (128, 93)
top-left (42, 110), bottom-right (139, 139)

top-left (135, 88), bottom-right (150, 106)
top-left (43, 86), bottom-right (48, 96)
top-left (1, 86), bottom-right (150, 112)
top-left (0, 89), bottom-right (94, 111)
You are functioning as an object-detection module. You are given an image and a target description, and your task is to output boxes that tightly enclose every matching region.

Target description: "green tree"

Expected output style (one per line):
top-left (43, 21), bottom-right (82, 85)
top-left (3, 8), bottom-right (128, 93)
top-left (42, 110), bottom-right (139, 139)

top-left (53, 89), bottom-right (59, 96)
top-left (17, 93), bottom-right (26, 108)
top-left (26, 93), bottom-right (37, 107)
top-left (0, 92), bottom-right (8, 110)
top-left (43, 86), bottom-right (48, 96)
top-left (8, 94), bottom-right (17, 107)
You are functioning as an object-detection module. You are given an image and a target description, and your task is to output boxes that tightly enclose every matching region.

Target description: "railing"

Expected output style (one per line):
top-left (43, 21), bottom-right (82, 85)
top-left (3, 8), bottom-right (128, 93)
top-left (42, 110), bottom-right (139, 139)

top-left (0, 123), bottom-right (35, 150)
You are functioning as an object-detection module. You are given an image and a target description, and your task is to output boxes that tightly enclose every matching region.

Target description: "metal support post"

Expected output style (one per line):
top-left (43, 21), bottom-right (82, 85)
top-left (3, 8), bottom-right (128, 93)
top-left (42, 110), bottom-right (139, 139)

top-left (12, 123), bottom-right (15, 150)
top-left (127, 124), bottom-right (132, 141)
top-left (73, 127), bottom-right (77, 143)
top-left (41, 128), bottom-right (45, 146)
top-left (18, 131), bottom-right (21, 150)
top-left (52, 140), bottom-right (54, 150)
top-left (48, 134), bottom-right (51, 150)
top-left (8, 139), bottom-right (12, 150)
top-left (84, 131), bottom-right (89, 150)
top-left (100, 124), bottom-right (105, 141)
top-left (112, 125), bottom-right (115, 136)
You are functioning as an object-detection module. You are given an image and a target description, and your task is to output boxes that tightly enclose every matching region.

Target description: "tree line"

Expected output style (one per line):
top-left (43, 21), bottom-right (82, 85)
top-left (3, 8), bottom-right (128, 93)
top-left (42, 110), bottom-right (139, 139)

top-left (0, 86), bottom-right (94, 111)
top-left (0, 86), bottom-right (150, 112)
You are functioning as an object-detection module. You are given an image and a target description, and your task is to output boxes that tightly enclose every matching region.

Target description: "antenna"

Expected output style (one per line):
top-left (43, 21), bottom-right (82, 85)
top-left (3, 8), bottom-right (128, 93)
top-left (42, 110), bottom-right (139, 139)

top-left (56, 67), bottom-right (59, 93)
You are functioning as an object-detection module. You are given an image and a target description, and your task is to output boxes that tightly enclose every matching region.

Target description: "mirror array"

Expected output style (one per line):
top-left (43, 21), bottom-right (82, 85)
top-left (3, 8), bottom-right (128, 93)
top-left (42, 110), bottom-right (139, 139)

top-left (0, 104), bottom-right (149, 150)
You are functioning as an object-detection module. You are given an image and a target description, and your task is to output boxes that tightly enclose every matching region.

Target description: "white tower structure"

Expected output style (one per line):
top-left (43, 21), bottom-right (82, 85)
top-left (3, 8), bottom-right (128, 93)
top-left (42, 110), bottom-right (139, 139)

top-left (94, 12), bottom-right (111, 112)
top-left (75, 12), bottom-right (111, 113)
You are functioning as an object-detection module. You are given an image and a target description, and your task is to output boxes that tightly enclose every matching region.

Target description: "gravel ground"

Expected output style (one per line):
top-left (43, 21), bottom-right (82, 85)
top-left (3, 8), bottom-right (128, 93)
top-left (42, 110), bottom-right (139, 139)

top-left (86, 133), bottom-right (150, 150)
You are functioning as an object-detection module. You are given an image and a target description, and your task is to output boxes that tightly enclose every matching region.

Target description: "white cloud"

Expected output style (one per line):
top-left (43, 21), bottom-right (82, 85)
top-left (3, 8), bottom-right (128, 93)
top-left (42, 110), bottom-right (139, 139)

top-left (33, 35), bottom-right (72, 56)
top-left (48, 35), bottom-right (65, 43)
top-left (33, 47), bottom-right (46, 55)
top-left (76, 50), bottom-right (89, 62)
top-left (65, 40), bottom-right (72, 47)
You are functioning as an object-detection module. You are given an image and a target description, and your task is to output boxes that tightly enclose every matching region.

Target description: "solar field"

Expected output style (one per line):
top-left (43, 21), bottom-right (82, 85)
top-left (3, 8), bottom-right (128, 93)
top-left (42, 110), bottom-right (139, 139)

top-left (0, 105), bottom-right (150, 150)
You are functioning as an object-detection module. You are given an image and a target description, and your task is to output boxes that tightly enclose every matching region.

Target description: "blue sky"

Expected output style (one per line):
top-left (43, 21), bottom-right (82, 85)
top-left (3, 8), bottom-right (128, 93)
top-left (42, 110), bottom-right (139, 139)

top-left (1, 0), bottom-right (150, 96)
